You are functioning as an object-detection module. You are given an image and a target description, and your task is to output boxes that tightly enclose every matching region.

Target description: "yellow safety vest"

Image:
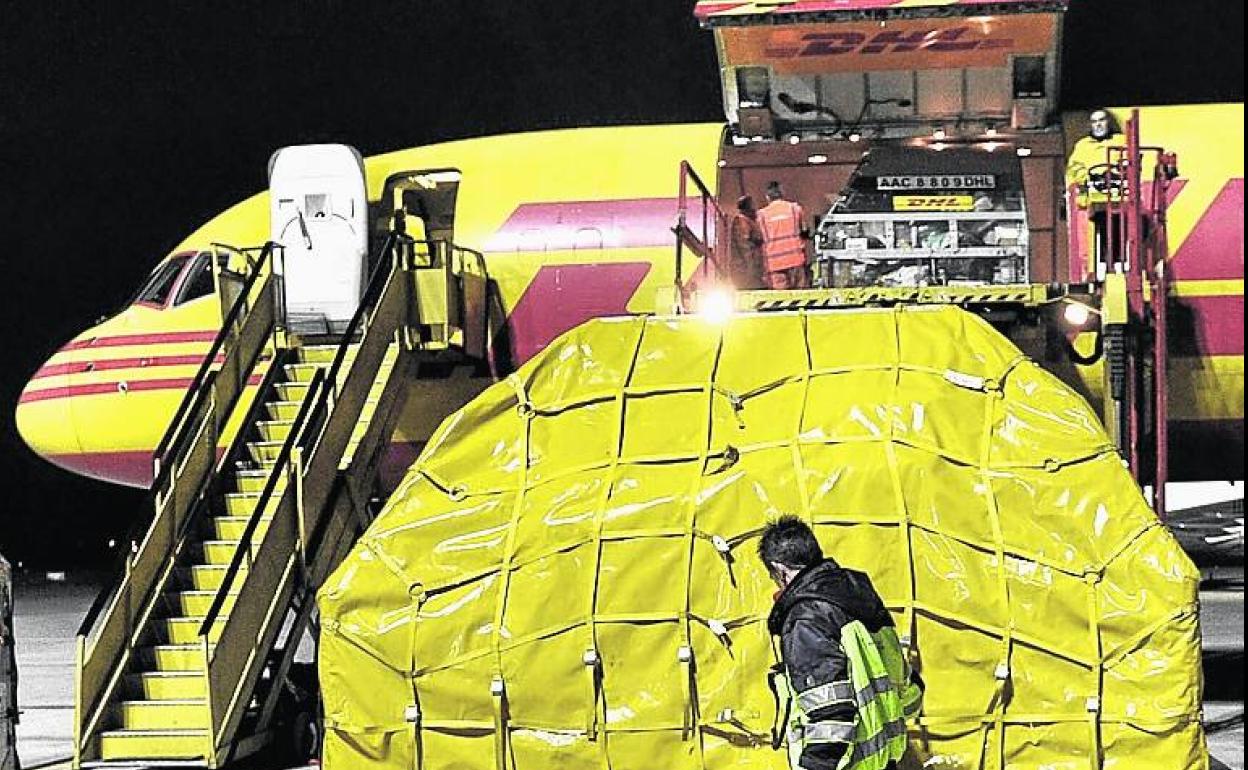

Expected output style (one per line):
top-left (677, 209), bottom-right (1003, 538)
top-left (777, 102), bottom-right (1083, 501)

top-left (778, 620), bottom-right (921, 770)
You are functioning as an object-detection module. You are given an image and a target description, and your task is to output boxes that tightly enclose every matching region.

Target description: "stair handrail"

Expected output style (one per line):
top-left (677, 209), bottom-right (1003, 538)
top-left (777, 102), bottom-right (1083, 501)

top-left (451, 243), bottom-right (497, 377)
top-left (198, 233), bottom-right (397, 634)
top-left (326, 233), bottom-right (399, 399)
top-left (76, 242), bottom-right (277, 642)
top-left (198, 230), bottom-right (394, 633)
top-left (73, 243), bottom-right (281, 758)
top-left (195, 368), bottom-right (325, 639)
top-left (673, 159), bottom-right (728, 296)
top-left (152, 242), bottom-right (279, 477)
top-left (197, 237), bottom-right (410, 759)
top-left (196, 233), bottom-right (400, 637)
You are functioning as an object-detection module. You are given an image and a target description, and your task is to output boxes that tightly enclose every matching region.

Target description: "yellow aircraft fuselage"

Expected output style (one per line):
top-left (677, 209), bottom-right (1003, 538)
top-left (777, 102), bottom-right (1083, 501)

top-left (15, 108), bottom-right (1244, 488)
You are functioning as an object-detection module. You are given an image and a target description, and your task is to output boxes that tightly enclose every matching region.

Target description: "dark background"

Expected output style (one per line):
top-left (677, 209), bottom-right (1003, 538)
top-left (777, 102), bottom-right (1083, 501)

top-left (0, 1), bottom-right (1242, 569)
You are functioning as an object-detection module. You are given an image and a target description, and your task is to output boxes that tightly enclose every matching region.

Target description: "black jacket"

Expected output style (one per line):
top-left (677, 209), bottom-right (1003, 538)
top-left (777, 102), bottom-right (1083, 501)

top-left (767, 560), bottom-right (896, 770)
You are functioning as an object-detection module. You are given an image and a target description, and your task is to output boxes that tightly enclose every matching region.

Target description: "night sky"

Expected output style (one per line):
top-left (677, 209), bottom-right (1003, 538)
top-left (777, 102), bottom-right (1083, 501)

top-left (0, 1), bottom-right (1242, 569)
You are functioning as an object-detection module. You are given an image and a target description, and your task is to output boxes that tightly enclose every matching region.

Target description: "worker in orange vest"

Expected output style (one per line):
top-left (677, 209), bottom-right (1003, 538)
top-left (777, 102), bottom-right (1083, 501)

top-left (758, 181), bottom-right (810, 289)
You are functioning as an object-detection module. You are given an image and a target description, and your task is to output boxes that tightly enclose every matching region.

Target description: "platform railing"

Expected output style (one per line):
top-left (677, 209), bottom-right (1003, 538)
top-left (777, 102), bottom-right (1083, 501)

top-left (673, 160), bottom-right (728, 294)
top-left (196, 237), bottom-right (413, 764)
top-left (74, 243), bottom-right (282, 758)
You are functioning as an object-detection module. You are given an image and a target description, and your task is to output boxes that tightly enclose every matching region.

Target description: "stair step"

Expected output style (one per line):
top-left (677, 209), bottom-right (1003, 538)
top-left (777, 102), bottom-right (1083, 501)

top-left (183, 563), bottom-right (251, 592)
top-left (213, 515), bottom-right (250, 541)
top-left (143, 644), bottom-right (213, 672)
top-left (215, 514), bottom-right (274, 542)
top-left (257, 419), bottom-right (295, 442)
top-left (201, 539), bottom-right (242, 565)
top-left (298, 344), bottom-right (357, 365)
top-left (164, 616), bottom-right (227, 645)
top-left (99, 728), bottom-right (210, 761)
top-left (223, 491), bottom-right (263, 517)
top-left (118, 699), bottom-right (208, 731)
top-left (246, 440), bottom-right (284, 464)
top-left (233, 469), bottom-right (269, 493)
top-left (173, 590), bottom-right (238, 617)
top-left (283, 362), bottom-right (325, 383)
top-left (128, 672), bottom-right (207, 701)
top-left (265, 400), bottom-right (303, 422)
top-left (276, 381), bottom-right (311, 402)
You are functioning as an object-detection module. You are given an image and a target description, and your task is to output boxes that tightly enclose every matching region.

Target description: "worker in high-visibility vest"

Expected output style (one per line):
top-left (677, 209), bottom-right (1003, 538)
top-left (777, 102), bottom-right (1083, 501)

top-left (758, 181), bottom-right (811, 290)
top-left (1065, 108), bottom-right (1125, 278)
top-left (728, 195), bottom-right (767, 290)
top-left (761, 517), bottom-right (924, 770)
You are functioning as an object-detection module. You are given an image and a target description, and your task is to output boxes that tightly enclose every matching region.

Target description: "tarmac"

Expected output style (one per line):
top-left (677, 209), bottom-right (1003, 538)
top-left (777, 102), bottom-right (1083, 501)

top-left (10, 576), bottom-right (1244, 769)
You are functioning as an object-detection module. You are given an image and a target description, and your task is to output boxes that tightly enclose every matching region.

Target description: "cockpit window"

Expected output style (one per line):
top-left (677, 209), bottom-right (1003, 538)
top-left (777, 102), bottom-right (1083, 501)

top-left (173, 252), bottom-right (215, 306)
top-left (133, 254), bottom-right (191, 307)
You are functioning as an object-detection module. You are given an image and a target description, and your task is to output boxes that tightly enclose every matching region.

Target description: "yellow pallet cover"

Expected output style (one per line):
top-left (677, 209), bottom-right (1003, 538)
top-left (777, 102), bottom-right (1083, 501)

top-left (319, 306), bottom-right (1206, 769)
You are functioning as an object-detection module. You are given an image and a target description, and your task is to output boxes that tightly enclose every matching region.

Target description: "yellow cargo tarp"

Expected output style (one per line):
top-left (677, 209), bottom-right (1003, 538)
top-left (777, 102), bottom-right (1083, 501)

top-left (319, 306), bottom-right (1206, 769)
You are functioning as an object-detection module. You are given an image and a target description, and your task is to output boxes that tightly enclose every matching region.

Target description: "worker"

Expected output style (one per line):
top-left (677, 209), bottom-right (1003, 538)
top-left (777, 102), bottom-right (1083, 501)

top-left (1067, 108), bottom-right (1124, 195)
top-left (760, 516), bottom-right (924, 770)
top-left (728, 195), bottom-right (766, 290)
top-left (1065, 108), bottom-right (1125, 276)
top-left (758, 181), bottom-right (810, 289)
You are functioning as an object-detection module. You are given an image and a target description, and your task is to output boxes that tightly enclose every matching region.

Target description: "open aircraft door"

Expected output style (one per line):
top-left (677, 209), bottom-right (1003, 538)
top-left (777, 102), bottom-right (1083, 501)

top-left (269, 144), bottom-right (368, 332)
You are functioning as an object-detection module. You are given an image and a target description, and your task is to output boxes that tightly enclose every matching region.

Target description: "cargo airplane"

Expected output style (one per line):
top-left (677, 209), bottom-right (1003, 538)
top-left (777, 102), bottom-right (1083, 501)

top-left (15, 0), bottom-right (1245, 498)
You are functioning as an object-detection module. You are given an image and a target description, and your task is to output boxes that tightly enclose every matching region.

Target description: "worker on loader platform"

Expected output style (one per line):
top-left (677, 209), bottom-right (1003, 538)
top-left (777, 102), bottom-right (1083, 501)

top-left (758, 181), bottom-right (810, 289)
top-left (761, 517), bottom-right (923, 770)
top-left (1066, 108), bottom-right (1124, 198)
top-left (1066, 108), bottom-right (1127, 274)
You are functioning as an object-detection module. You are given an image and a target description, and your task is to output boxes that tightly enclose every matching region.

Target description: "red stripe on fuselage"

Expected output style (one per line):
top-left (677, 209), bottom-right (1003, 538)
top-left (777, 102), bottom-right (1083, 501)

top-left (1171, 294), bottom-right (1244, 357)
top-left (44, 449), bottom-right (157, 488)
top-left (505, 263), bottom-right (653, 365)
top-left (49, 440), bottom-right (432, 490)
top-left (1170, 179), bottom-right (1245, 281)
top-left (18, 374), bottom-right (264, 404)
top-left (32, 353), bottom-right (221, 380)
top-left (59, 330), bottom-right (219, 351)
top-left (484, 198), bottom-right (705, 252)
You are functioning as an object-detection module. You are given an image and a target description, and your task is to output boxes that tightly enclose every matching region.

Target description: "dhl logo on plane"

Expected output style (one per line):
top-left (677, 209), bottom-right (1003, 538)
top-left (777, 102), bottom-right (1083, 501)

top-left (14, 108), bottom-right (1244, 489)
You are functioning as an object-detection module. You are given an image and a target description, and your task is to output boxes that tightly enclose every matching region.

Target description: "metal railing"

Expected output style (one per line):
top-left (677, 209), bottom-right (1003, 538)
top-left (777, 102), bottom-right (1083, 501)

top-left (151, 244), bottom-right (281, 477)
top-left (74, 243), bottom-right (282, 756)
top-left (673, 160), bottom-right (728, 294)
top-left (195, 237), bottom-right (413, 763)
top-left (1104, 111), bottom-right (1176, 516)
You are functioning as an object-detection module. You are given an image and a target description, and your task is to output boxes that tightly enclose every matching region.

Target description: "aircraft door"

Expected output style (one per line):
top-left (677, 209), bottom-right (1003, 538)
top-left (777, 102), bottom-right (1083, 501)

top-left (269, 144), bottom-right (368, 333)
top-left (208, 244), bottom-right (250, 321)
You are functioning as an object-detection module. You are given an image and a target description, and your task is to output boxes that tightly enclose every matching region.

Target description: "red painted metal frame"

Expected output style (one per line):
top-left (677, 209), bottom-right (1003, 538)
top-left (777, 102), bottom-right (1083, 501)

top-left (674, 160), bottom-right (730, 305)
top-left (1102, 110), bottom-right (1175, 518)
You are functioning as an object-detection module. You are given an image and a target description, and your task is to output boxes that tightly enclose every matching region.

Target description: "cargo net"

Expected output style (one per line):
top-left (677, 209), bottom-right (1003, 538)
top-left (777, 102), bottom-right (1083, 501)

top-left (319, 306), bottom-right (1205, 769)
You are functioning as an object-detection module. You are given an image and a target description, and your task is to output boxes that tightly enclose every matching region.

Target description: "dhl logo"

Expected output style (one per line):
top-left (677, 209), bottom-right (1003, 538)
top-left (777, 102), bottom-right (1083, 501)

top-left (893, 195), bottom-right (974, 212)
top-left (765, 27), bottom-right (1012, 58)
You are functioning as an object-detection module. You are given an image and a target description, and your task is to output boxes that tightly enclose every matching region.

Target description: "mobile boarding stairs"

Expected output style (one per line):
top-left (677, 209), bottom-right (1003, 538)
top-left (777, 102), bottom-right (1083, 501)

top-left (72, 234), bottom-right (489, 767)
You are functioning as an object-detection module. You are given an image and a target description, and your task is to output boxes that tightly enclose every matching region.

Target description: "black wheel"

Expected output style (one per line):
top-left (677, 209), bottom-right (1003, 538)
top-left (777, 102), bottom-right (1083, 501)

top-left (287, 708), bottom-right (321, 763)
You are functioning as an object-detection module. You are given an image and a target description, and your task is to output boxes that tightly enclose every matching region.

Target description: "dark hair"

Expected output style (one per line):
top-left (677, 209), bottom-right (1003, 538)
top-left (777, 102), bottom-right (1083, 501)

top-left (766, 181), bottom-right (783, 200)
top-left (737, 195), bottom-right (754, 213)
top-left (758, 515), bottom-right (823, 571)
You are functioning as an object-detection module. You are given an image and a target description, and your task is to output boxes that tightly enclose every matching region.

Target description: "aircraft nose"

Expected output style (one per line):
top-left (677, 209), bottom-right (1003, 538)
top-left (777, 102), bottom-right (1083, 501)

top-left (15, 356), bottom-right (82, 470)
top-left (15, 344), bottom-right (153, 488)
